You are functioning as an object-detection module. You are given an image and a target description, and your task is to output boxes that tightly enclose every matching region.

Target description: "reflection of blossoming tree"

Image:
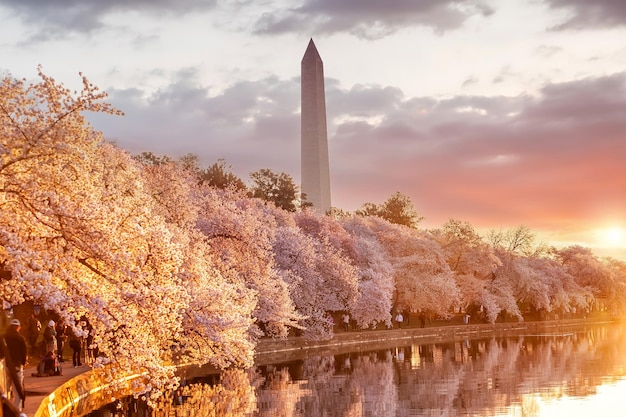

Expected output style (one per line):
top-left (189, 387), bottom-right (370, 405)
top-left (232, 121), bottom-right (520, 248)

top-left (151, 369), bottom-right (256, 417)
top-left (256, 367), bottom-right (307, 417)
top-left (107, 323), bottom-right (626, 415)
top-left (297, 355), bottom-right (359, 416)
top-left (346, 352), bottom-right (397, 417)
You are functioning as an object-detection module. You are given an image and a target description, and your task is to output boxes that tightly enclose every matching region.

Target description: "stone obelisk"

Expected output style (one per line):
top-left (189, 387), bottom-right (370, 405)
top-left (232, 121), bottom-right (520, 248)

top-left (301, 38), bottom-right (331, 213)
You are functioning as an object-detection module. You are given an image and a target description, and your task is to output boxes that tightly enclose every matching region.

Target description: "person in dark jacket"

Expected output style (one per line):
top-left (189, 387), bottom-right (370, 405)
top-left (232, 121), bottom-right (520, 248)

top-left (2, 319), bottom-right (27, 411)
top-left (69, 329), bottom-right (82, 367)
top-left (55, 321), bottom-right (67, 362)
top-left (25, 313), bottom-right (41, 354)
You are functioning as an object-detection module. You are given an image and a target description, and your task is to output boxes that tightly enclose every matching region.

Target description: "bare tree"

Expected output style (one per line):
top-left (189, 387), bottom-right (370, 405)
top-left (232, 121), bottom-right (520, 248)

top-left (487, 225), bottom-right (537, 255)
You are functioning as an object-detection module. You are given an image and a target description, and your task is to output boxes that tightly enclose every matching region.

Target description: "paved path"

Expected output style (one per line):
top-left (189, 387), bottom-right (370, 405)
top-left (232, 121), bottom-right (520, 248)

top-left (21, 362), bottom-right (89, 417)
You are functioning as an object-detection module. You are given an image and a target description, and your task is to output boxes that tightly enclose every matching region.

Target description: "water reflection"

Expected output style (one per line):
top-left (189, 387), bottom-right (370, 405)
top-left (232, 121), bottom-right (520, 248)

top-left (89, 323), bottom-right (626, 417)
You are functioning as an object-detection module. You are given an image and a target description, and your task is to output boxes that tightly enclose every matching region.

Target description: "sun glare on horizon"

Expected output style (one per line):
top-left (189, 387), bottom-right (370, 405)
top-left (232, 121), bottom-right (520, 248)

top-left (595, 226), bottom-right (626, 248)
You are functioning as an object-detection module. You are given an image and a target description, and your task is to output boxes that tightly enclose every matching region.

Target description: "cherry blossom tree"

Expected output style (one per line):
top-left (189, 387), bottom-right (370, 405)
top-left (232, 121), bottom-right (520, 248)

top-left (137, 160), bottom-right (257, 368)
top-left (485, 248), bottom-right (524, 322)
top-left (553, 245), bottom-right (626, 314)
top-left (365, 217), bottom-right (459, 317)
top-left (294, 211), bottom-right (359, 310)
top-left (138, 158), bottom-right (200, 228)
top-left (601, 257), bottom-right (626, 313)
top-left (270, 210), bottom-right (359, 339)
top-left (0, 69), bottom-right (189, 390)
top-left (340, 216), bottom-right (395, 328)
top-left (432, 219), bottom-right (501, 314)
top-left (272, 224), bottom-right (335, 339)
top-left (195, 187), bottom-right (301, 338)
top-left (487, 226), bottom-right (549, 322)
top-left (519, 254), bottom-right (591, 317)
top-left (0, 70), bottom-right (255, 396)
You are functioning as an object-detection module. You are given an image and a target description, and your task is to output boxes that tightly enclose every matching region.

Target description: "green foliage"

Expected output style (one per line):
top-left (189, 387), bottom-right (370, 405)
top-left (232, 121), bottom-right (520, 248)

top-left (133, 151), bottom-right (174, 166)
top-left (199, 159), bottom-right (246, 191)
top-left (249, 169), bottom-right (300, 212)
top-left (299, 192), bottom-right (313, 210)
top-left (356, 202), bottom-right (379, 217)
top-left (178, 153), bottom-right (201, 173)
top-left (356, 191), bottom-right (423, 228)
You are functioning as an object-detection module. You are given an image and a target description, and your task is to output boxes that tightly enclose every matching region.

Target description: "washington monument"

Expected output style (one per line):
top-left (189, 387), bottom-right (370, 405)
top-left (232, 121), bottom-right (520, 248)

top-left (301, 39), bottom-right (331, 213)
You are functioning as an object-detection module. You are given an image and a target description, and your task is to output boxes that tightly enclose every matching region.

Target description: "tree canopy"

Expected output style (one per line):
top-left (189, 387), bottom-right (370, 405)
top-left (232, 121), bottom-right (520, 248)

top-left (2, 69), bottom-right (625, 399)
top-left (249, 169), bottom-right (300, 212)
top-left (199, 158), bottom-right (246, 191)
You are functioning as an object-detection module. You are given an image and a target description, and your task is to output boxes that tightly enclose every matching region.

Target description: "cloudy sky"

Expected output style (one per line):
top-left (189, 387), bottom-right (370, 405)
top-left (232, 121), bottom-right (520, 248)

top-left (1, 0), bottom-right (625, 259)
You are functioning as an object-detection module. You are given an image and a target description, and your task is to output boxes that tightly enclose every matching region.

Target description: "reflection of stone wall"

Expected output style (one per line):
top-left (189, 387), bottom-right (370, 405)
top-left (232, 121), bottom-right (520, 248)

top-left (35, 369), bottom-right (145, 417)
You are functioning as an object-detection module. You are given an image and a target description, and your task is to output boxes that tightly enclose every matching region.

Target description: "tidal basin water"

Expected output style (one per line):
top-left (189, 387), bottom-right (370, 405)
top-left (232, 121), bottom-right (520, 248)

top-left (89, 322), bottom-right (626, 417)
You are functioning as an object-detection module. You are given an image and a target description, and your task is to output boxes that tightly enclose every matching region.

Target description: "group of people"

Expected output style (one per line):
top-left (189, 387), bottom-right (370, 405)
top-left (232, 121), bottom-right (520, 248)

top-left (23, 314), bottom-right (87, 369)
top-left (1, 312), bottom-right (93, 414)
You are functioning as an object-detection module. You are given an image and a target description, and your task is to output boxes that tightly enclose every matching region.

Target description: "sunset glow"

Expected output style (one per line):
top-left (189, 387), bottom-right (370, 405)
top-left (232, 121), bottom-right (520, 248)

top-left (0, 0), bottom-right (625, 260)
top-left (537, 379), bottom-right (626, 417)
top-left (595, 227), bottom-right (626, 248)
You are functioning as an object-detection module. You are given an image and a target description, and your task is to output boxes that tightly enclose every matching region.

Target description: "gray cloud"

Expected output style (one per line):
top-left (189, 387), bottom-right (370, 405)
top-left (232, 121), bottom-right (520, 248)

top-left (544, 0), bottom-right (626, 29)
top-left (461, 76), bottom-right (479, 88)
top-left (89, 69), bottom-right (301, 178)
top-left (327, 84), bottom-right (405, 117)
top-left (327, 73), bottom-right (626, 228)
top-left (90, 70), bottom-right (626, 232)
top-left (253, 0), bottom-right (494, 39)
top-left (0, 0), bottom-right (495, 41)
top-left (0, 0), bottom-right (216, 38)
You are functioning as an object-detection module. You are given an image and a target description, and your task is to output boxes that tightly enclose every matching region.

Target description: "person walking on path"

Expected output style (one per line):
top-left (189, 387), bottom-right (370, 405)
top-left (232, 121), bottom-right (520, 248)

top-left (1, 318), bottom-right (27, 411)
top-left (395, 312), bottom-right (404, 329)
top-left (55, 321), bottom-right (67, 362)
top-left (26, 313), bottom-right (41, 355)
top-left (69, 329), bottom-right (82, 367)
top-left (43, 320), bottom-right (56, 357)
top-left (419, 312), bottom-right (427, 328)
top-left (342, 313), bottom-right (350, 331)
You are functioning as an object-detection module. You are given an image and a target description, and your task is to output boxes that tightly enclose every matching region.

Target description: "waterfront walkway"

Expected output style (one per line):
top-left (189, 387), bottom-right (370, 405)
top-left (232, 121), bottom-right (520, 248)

top-left (21, 363), bottom-right (90, 416)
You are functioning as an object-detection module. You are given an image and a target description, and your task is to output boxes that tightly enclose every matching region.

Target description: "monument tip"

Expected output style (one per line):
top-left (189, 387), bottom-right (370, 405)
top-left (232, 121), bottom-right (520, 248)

top-left (303, 38), bottom-right (321, 61)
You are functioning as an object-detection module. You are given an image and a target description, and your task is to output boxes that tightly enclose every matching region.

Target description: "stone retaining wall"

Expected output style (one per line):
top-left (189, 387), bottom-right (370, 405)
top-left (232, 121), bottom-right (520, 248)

top-left (254, 318), bottom-right (615, 364)
top-left (35, 369), bottom-right (145, 417)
